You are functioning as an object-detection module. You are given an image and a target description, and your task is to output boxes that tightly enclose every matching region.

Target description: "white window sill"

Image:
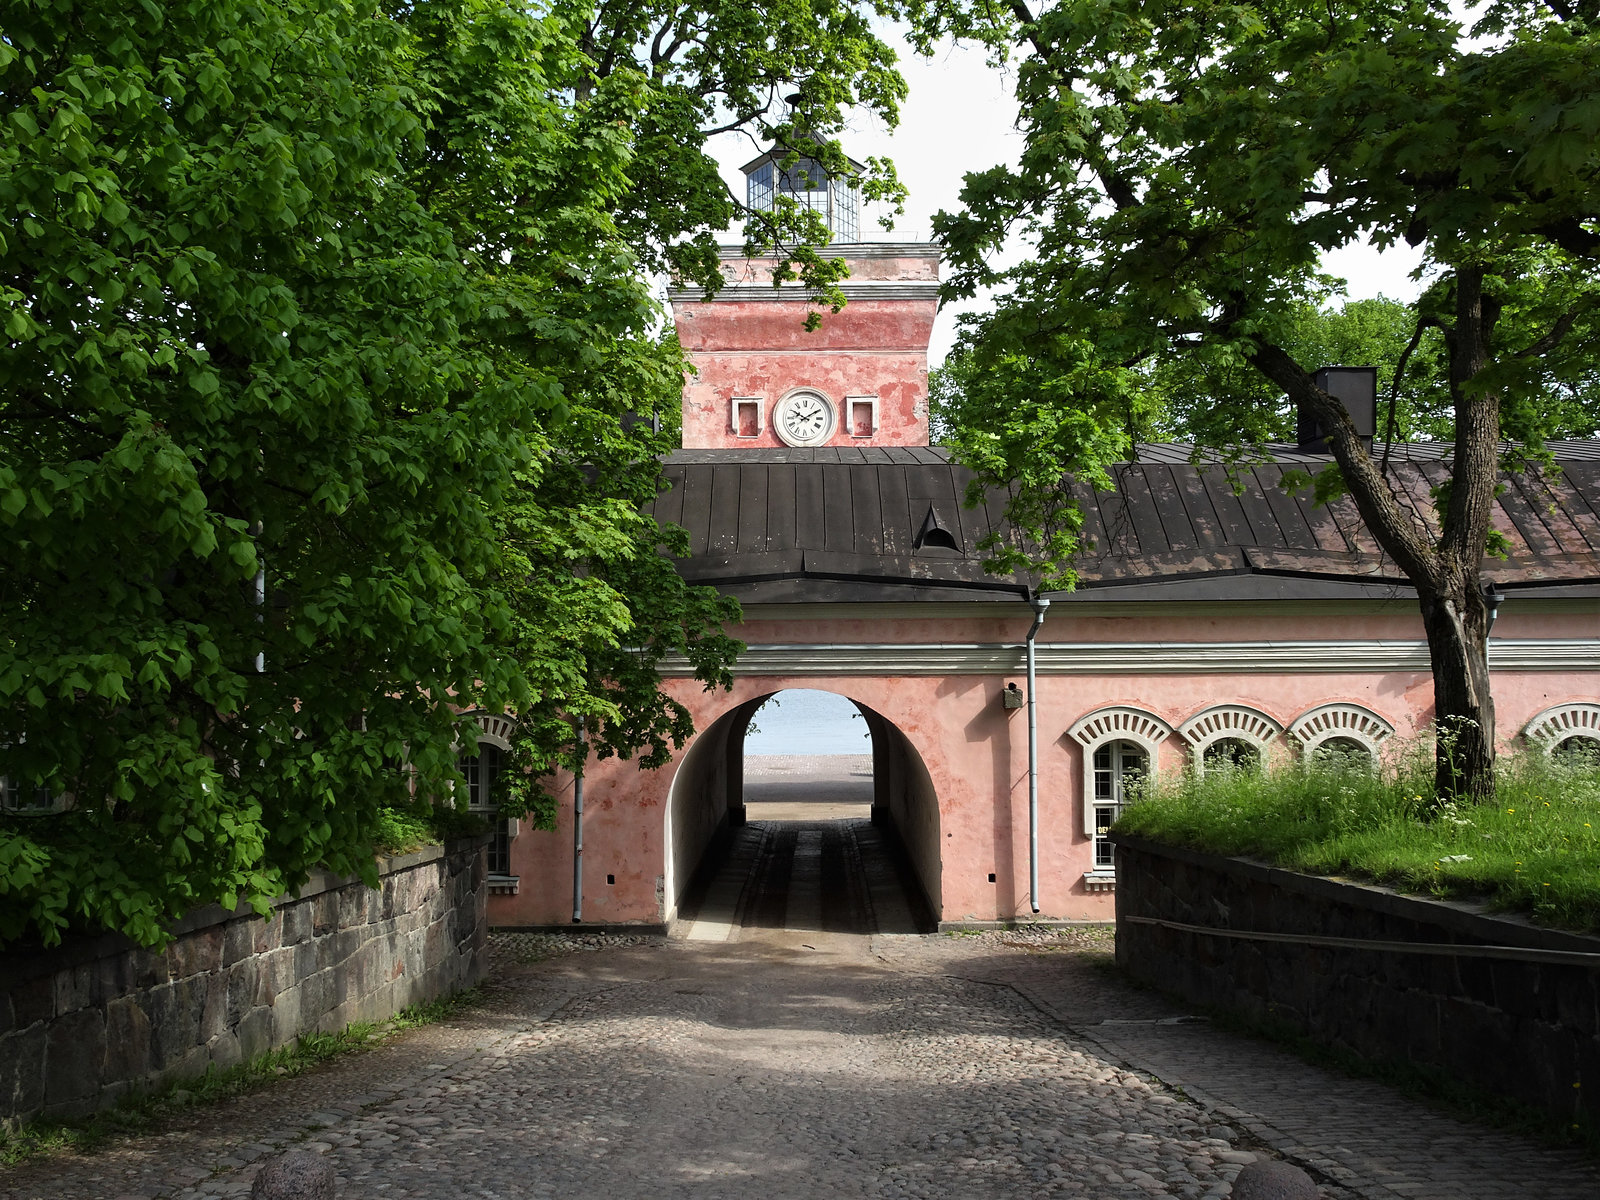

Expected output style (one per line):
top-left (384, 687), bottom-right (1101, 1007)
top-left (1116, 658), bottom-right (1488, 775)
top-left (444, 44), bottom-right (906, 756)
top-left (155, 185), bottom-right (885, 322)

top-left (1082, 870), bottom-right (1117, 893)
top-left (487, 874), bottom-right (520, 896)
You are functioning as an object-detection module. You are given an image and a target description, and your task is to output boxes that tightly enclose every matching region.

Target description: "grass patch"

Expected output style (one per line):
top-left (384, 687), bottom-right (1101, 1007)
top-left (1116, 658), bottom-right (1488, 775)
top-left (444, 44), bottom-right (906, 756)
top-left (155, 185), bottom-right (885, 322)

top-left (0, 987), bottom-right (480, 1166)
top-left (371, 804), bottom-right (487, 857)
top-left (1115, 746), bottom-right (1600, 933)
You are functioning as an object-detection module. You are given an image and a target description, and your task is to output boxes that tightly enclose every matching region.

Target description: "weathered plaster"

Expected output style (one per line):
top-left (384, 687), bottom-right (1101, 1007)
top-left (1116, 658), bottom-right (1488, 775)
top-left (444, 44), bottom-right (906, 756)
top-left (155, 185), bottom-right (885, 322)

top-left (488, 606), bottom-right (1600, 931)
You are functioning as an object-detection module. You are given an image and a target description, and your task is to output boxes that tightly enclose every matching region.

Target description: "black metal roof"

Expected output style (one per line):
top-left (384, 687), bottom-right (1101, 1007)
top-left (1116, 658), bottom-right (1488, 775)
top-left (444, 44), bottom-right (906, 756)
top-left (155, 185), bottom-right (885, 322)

top-left (652, 446), bottom-right (1600, 603)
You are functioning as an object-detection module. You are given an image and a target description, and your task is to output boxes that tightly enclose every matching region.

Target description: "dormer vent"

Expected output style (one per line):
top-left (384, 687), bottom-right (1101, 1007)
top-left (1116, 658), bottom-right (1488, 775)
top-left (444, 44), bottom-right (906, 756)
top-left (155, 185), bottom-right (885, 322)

top-left (914, 505), bottom-right (960, 552)
top-left (1297, 366), bottom-right (1377, 452)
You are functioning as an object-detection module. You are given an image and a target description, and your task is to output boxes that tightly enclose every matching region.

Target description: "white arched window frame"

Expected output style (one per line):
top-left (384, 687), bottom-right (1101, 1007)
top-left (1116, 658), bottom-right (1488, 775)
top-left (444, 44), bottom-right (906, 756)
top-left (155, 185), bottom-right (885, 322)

top-left (1288, 703), bottom-right (1395, 763)
top-left (0, 736), bottom-right (69, 815)
top-left (1178, 705), bottom-right (1285, 773)
top-left (1522, 703), bottom-right (1600, 757)
top-left (0, 774), bottom-right (61, 814)
top-left (457, 712), bottom-right (520, 889)
top-left (1067, 708), bottom-right (1174, 887)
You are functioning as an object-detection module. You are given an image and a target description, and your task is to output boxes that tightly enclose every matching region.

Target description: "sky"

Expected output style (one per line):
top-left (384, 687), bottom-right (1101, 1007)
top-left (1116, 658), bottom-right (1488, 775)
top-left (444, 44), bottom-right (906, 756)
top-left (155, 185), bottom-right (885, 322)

top-left (706, 26), bottom-right (1430, 367)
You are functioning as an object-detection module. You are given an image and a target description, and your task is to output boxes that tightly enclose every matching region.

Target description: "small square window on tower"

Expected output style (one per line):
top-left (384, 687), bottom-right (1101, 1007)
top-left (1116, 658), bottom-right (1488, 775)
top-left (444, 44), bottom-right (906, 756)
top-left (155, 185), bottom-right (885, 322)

top-left (730, 396), bottom-right (764, 438)
top-left (847, 395), bottom-right (878, 438)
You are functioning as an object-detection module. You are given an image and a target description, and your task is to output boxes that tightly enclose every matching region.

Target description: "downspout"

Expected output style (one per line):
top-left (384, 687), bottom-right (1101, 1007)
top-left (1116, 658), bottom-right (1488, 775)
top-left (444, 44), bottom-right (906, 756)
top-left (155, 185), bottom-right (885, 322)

top-left (1025, 596), bottom-right (1050, 914)
top-left (251, 522), bottom-right (265, 675)
top-left (572, 715), bottom-right (586, 923)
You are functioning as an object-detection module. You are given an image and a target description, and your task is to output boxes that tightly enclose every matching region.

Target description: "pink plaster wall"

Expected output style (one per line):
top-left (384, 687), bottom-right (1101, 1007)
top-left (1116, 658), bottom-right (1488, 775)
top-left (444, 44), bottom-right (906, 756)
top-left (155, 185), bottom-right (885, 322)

top-left (676, 300), bottom-right (935, 449)
top-left (718, 253), bottom-right (939, 286)
top-left (674, 245), bottom-right (941, 450)
top-left (488, 606), bottom-right (1600, 931)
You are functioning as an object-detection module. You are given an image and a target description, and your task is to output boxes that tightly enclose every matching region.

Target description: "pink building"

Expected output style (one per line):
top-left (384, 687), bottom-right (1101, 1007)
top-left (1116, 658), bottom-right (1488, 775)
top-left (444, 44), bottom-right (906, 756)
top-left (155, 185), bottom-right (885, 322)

top-left (482, 150), bottom-right (1600, 932)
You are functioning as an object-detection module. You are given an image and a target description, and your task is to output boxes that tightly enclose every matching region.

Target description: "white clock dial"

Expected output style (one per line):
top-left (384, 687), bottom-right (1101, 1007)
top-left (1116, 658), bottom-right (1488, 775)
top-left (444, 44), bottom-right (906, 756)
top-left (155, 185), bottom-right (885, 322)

top-left (773, 390), bottom-right (837, 447)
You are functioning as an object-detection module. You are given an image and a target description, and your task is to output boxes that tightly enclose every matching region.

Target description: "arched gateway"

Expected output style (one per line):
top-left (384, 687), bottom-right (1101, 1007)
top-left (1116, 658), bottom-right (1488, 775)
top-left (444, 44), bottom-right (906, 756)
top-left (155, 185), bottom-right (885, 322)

top-left (664, 688), bottom-right (941, 931)
top-left (480, 132), bottom-right (1600, 934)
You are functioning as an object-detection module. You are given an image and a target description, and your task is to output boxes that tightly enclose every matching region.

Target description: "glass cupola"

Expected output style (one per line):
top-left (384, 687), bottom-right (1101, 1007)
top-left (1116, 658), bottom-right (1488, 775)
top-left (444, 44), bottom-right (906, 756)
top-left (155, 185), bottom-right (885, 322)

top-left (741, 132), bottom-right (863, 244)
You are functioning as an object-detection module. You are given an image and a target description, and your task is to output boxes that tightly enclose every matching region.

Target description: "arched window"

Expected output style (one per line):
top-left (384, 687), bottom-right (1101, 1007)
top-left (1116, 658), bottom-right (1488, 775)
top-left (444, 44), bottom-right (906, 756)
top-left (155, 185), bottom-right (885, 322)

top-left (457, 712), bottom-right (519, 890)
top-left (1310, 736), bottom-right (1374, 771)
top-left (1552, 735), bottom-right (1600, 768)
top-left (1288, 704), bottom-right (1394, 767)
top-left (1523, 704), bottom-right (1600, 764)
top-left (1067, 707), bottom-right (1174, 887)
top-left (0, 775), bottom-right (58, 814)
top-left (1204, 738), bottom-right (1262, 772)
top-left (0, 735), bottom-right (67, 814)
top-left (1179, 705), bottom-right (1284, 775)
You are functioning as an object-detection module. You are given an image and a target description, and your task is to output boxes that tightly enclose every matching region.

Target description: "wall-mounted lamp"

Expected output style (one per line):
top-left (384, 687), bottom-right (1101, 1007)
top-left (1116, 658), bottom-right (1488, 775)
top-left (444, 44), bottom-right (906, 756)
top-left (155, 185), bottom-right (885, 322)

top-left (1002, 682), bottom-right (1026, 710)
top-left (1483, 580), bottom-right (1506, 634)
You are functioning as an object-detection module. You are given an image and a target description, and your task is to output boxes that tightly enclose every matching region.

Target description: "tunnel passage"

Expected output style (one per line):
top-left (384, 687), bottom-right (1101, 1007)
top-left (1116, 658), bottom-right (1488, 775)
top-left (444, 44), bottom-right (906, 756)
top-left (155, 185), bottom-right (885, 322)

top-left (665, 689), bottom-right (941, 936)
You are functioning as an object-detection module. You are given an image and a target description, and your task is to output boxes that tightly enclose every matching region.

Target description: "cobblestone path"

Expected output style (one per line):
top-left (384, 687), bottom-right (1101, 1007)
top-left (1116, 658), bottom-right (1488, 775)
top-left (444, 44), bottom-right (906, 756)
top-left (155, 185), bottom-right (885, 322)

top-left (679, 817), bottom-right (928, 941)
top-left (5, 927), bottom-right (1598, 1200)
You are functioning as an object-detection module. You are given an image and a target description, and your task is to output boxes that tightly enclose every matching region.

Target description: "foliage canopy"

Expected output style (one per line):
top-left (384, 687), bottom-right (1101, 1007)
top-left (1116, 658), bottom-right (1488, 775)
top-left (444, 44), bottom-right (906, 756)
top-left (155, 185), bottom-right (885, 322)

top-left (0, 0), bottom-right (809, 946)
top-left (918, 0), bottom-right (1600, 799)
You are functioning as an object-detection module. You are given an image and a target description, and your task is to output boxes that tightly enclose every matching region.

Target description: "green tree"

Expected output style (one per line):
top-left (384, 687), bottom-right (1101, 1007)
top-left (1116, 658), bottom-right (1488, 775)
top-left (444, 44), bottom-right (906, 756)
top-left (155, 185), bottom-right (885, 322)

top-left (1134, 298), bottom-right (1451, 444)
top-left (0, 0), bottom-right (740, 948)
top-left (549, 0), bottom-right (912, 305)
top-left (0, 0), bottom-right (552, 947)
top-left (920, 0), bottom-right (1600, 800)
top-left (398, 0), bottom-right (743, 816)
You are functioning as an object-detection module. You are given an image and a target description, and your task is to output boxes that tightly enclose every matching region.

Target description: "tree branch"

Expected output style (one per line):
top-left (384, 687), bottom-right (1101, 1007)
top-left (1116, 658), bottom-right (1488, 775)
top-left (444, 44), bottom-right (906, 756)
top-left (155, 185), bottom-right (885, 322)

top-left (1380, 318), bottom-right (1429, 476)
top-left (1249, 340), bottom-right (1440, 587)
top-left (1515, 309), bottom-right (1579, 359)
top-left (1004, 0), bottom-right (1139, 210)
top-left (1534, 216), bottom-right (1600, 258)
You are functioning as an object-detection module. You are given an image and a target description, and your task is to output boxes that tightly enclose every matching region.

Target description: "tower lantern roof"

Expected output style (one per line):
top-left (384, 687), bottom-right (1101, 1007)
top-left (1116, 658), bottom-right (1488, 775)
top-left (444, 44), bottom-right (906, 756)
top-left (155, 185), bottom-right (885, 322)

top-left (740, 135), bottom-right (865, 244)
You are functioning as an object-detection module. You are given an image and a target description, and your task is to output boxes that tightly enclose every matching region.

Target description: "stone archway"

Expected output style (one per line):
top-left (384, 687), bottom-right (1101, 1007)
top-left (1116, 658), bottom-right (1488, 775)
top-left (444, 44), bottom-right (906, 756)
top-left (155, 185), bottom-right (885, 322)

top-left (664, 688), bottom-right (941, 933)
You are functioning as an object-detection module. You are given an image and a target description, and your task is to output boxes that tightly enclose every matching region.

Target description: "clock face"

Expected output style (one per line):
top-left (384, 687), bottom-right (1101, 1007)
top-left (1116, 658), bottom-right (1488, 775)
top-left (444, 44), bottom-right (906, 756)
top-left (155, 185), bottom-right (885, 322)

top-left (774, 390), bottom-right (836, 447)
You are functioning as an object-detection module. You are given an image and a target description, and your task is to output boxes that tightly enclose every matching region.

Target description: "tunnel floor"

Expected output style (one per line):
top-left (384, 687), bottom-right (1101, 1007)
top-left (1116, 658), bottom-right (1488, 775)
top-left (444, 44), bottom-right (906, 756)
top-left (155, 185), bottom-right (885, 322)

top-left (676, 818), bottom-right (932, 940)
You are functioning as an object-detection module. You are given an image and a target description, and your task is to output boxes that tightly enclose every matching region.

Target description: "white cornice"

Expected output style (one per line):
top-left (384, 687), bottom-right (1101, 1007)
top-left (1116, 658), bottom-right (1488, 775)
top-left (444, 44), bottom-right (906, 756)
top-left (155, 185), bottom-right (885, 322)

top-left (658, 639), bottom-right (1600, 677)
top-left (714, 242), bottom-right (941, 260)
top-left (668, 282), bottom-right (941, 304)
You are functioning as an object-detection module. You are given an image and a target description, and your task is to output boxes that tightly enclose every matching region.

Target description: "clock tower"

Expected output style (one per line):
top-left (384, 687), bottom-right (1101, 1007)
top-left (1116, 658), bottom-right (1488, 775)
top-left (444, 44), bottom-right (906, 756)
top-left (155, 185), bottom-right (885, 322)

top-left (669, 142), bottom-right (940, 450)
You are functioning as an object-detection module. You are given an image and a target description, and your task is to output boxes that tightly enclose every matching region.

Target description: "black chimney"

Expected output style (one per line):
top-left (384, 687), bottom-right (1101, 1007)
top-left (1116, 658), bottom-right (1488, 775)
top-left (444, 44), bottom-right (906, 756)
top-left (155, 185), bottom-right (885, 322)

top-left (1297, 366), bottom-right (1377, 453)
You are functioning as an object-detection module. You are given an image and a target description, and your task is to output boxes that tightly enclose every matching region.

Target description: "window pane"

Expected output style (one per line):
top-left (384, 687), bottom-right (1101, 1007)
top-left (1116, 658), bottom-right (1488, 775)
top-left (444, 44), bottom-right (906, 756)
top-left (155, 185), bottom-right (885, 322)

top-left (0, 776), bottom-right (54, 812)
top-left (1204, 737), bottom-right (1260, 772)
top-left (1554, 735), bottom-right (1600, 768)
top-left (1312, 737), bottom-right (1372, 771)
top-left (832, 180), bottom-right (859, 242)
top-left (780, 158), bottom-right (828, 192)
top-left (1094, 804), bottom-right (1116, 867)
top-left (487, 819), bottom-right (512, 876)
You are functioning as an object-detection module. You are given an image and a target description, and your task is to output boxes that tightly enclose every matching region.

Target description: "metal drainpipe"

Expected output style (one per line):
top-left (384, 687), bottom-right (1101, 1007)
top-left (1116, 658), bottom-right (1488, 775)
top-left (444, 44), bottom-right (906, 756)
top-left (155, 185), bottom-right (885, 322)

top-left (251, 523), bottom-right (265, 675)
top-left (1026, 596), bottom-right (1050, 914)
top-left (572, 715), bottom-right (586, 924)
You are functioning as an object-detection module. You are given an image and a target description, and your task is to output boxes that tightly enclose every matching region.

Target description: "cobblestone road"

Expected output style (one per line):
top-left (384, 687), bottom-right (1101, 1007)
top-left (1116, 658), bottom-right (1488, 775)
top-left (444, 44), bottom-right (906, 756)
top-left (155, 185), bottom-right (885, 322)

top-left (5, 926), bottom-right (1598, 1200)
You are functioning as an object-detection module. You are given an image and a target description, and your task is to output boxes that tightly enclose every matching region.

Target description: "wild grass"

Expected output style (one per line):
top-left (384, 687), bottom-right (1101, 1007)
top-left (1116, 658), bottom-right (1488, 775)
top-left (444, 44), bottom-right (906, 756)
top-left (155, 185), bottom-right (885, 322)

top-left (371, 803), bottom-right (487, 857)
top-left (1114, 745), bottom-right (1600, 934)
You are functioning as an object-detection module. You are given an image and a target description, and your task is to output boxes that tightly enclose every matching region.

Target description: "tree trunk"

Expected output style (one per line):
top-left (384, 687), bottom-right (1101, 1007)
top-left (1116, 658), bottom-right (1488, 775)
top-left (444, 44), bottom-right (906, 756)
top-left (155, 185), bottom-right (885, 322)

top-left (1417, 574), bottom-right (1496, 802)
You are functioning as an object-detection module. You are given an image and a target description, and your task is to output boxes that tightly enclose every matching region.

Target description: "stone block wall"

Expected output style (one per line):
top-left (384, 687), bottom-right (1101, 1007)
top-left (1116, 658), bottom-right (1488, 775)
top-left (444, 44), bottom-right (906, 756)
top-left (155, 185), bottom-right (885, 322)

top-left (1114, 834), bottom-right (1600, 1127)
top-left (0, 837), bottom-right (488, 1126)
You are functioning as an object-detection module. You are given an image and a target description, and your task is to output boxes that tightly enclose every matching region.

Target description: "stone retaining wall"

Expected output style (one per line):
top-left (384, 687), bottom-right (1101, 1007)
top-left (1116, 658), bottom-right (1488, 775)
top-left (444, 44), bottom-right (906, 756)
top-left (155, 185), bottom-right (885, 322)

top-left (0, 837), bottom-right (489, 1126)
top-left (1114, 834), bottom-right (1600, 1127)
